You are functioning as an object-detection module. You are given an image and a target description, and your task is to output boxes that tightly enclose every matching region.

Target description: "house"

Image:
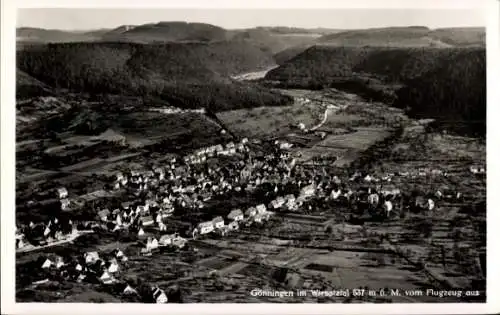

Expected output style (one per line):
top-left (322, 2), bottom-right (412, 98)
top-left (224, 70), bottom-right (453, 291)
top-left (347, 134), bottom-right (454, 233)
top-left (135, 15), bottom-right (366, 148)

top-left (228, 221), bottom-right (239, 231)
top-left (16, 238), bottom-right (25, 249)
top-left (60, 198), bottom-right (71, 210)
top-left (159, 234), bottom-right (175, 246)
top-left (245, 207), bottom-right (257, 217)
top-left (142, 216), bottom-right (154, 226)
top-left (196, 221), bottom-right (214, 235)
top-left (57, 187), bottom-right (68, 199)
top-left (330, 189), bottom-right (342, 200)
top-left (428, 199), bottom-right (436, 211)
top-left (256, 204), bottom-right (267, 214)
top-left (41, 258), bottom-right (53, 269)
top-left (275, 197), bottom-right (285, 208)
top-left (152, 287), bottom-right (168, 303)
top-left (55, 256), bottom-right (65, 269)
top-left (241, 138), bottom-right (249, 144)
top-left (99, 270), bottom-right (115, 284)
top-left (98, 209), bottom-right (110, 222)
top-left (107, 258), bottom-right (119, 273)
top-left (470, 165), bottom-right (486, 174)
top-left (116, 172), bottom-right (124, 182)
top-left (147, 237), bottom-right (159, 250)
top-left (84, 252), bottom-right (100, 265)
top-left (212, 216), bottom-right (225, 229)
top-left (112, 248), bottom-right (125, 259)
top-left (227, 209), bottom-right (244, 222)
top-left (383, 201), bottom-right (393, 216)
top-left (172, 236), bottom-right (187, 248)
top-left (123, 285), bottom-right (138, 295)
top-left (300, 184), bottom-right (315, 198)
top-left (137, 228), bottom-right (145, 237)
top-left (367, 193), bottom-right (380, 206)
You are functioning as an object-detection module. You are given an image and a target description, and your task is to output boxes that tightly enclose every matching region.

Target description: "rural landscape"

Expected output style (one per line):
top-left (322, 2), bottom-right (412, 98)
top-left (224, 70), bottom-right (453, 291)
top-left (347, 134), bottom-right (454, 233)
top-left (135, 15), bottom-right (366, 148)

top-left (15, 10), bottom-right (486, 303)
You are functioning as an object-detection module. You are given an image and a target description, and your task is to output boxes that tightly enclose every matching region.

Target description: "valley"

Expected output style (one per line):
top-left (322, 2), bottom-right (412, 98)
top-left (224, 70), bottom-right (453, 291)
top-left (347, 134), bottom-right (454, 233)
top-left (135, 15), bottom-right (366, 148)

top-left (13, 21), bottom-right (486, 304)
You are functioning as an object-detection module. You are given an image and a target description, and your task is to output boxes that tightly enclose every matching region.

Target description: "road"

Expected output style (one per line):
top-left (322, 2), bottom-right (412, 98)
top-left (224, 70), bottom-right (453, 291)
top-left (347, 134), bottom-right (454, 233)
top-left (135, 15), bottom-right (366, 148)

top-left (16, 230), bottom-right (94, 254)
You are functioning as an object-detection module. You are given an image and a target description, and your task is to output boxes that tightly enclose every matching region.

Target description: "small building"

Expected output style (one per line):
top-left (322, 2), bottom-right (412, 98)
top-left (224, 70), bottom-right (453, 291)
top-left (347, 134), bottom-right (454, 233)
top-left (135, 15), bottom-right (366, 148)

top-left (383, 201), bottom-right (393, 215)
top-left (106, 259), bottom-right (119, 273)
top-left (57, 187), bottom-right (68, 199)
top-left (367, 193), bottom-right (380, 206)
top-left (227, 209), bottom-right (244, 222)
top-left (228, 221), bottom-right (239, 231)
top-left (159, 234), bottom-right (175, 246)
top-left (115, 172), bottom-right (124, 182)
top-left (245, 207), bottom-right (257, 217)
top-left (60, 198), bottom-right (71, 210)
top-left (41, 258), bottom-right (53, 269)
top-left (55, 256), bottom-right (65, 269)
top-left (99, 270), bottom-right (115, 285)
top-left (212, 216), bottom-right (225, 229)
top-left (196, 221), bottom-right (214, 235)
top-left (142, 216), bottom-right (154, 226)
top-left (153, 287), bottom-right (168, 304)
top-left (256, 204), bottom-right (267, 214)
top-left (300, 184), bottom-right (315, 198)
top-left (84, 251), bottom-right (100, 265)
top-left (98, 209), bottom-right (110, 222)
top-left (123, 285), bottom-right (138, 295)
top-left (137, 228), bottom-right (145, 237)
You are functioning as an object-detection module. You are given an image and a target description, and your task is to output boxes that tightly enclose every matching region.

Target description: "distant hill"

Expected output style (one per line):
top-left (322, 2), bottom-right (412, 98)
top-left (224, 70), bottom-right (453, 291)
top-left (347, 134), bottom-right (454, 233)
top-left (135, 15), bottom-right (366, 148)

top-left (429, 27), bottom-right (486, 47)
top-left (16, 41), bottom-right (291, 112)
top-left (266, 45), bottom-right (485, 136)
top-left (100, 22), bottom-right (229, 43)
top-left (317, 26), bottom-right (484, 47)
top-left (16, 27), bottom-right (100, 43)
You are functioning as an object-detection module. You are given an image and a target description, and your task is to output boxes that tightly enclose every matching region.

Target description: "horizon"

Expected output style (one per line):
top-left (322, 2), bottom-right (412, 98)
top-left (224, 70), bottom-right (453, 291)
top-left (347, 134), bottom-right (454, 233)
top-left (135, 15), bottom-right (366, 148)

top-left (16, 8), bottom-right (487, 32)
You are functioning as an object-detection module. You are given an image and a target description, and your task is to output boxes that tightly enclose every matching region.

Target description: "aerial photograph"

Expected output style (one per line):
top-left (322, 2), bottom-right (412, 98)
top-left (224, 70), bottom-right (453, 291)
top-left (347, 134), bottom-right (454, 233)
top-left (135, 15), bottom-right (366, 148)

top-left (14, 7), bottom-right (486, 303)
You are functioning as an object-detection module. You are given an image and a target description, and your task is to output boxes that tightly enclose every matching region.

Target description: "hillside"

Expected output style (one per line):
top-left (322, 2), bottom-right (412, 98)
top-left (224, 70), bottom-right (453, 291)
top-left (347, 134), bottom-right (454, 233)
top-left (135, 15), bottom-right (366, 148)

top-left (17, 42), bottom-right (291, 112)
top-left (16, 27), bottom-right (100, 43)
top-left (266, 46), bottom-right (485, 136)
top-left (16, 70), bottom-right (54, 98)
top-left (396, 49), bottom-right (486, 136)
top-left (100, 22), bottom-right (229, 43)
top-left (317, 26), bottom-right (484, 47)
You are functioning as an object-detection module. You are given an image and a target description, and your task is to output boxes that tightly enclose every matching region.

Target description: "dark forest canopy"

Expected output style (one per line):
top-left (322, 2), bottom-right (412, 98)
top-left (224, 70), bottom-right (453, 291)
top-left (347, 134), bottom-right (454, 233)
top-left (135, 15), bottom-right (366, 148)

top-left (16, 42), bottom-right (292, 112)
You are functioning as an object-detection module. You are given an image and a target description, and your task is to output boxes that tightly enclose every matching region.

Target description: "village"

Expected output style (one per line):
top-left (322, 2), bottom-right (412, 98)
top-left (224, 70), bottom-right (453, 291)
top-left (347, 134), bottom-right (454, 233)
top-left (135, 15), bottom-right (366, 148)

top-left (15, 116), bottom-right (487, 303)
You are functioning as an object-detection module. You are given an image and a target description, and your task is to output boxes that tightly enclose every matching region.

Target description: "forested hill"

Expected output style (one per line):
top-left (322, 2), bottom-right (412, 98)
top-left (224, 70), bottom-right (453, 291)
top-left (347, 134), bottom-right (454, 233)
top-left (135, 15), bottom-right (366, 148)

top-left (16, 42), bottom-right (292, 111)
top-left (266, 46), bottom-right (485, 136)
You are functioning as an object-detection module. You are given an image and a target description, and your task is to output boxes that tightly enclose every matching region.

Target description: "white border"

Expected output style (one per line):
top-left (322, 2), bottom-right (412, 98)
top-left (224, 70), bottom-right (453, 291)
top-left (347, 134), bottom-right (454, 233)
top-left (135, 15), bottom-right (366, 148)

top-left (2, 0), bottom-right (499, 314)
